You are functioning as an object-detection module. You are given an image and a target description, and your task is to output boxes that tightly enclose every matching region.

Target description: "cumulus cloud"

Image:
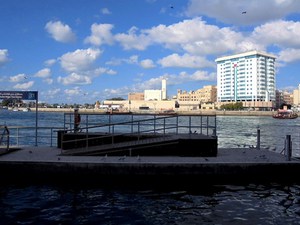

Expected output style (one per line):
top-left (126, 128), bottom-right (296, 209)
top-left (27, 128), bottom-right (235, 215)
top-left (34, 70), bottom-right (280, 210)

top-left (277, 48), bottom-right (300, 63)
top-left (44, 59), bottom-right (56, 67)
top-left (140, 59), bottom-right (155, 69)
top-left (0, 49), bottom-right (9, 66)
top-left (9, 74), bottom-right (27, 82)
top-left (13, 81), bottom-right (34, 89)
top-left (252, 20), bottom-right (300, 49)
top-left (114, 18), bottom-right (261, 55)
top-left (114, 26), bottom-right (151, 50)
top-left (45, 21), bottom-right (76, 43)
top-left (60, 48), bottom-right (101, 72)
top-left (34, 68), bottom-right (51, 78)
top-left (58, 73), bottom-right (92, 85)
top-left (64, 87), bottom-right (82, 96)
top-left (84, 23), bottom-right (114, 46)
top-left (158, 53), bottom-right (214, 68)
top-left (185, 0), bottom-right (300, 25)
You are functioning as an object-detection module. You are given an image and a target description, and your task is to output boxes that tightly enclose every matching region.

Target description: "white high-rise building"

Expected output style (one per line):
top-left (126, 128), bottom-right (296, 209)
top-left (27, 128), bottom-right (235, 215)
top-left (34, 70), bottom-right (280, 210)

top-left (215, 50), bottom-right (276, 103)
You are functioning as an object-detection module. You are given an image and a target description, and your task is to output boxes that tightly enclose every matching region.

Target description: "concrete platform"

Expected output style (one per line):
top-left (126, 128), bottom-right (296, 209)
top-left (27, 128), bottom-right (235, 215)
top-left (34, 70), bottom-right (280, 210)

top-left (0, 146), bottom-right (300, 186)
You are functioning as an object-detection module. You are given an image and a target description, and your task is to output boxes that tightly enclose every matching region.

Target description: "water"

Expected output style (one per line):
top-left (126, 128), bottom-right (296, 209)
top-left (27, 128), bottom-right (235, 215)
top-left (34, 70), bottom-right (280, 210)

top-left (1, 183), bottom-right (300, 224)
top-left (1, 110), bottom-right (300, 224)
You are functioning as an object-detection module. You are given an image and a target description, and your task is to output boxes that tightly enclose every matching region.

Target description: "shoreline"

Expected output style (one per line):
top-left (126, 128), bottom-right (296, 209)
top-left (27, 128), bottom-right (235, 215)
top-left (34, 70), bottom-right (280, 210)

top-left (7, 107), bottom-right (279, 116)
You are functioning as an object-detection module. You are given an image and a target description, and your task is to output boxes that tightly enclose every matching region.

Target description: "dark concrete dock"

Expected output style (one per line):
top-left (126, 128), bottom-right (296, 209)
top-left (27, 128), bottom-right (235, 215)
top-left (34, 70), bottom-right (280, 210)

top-left (0, 146), bottom-right (300, 186)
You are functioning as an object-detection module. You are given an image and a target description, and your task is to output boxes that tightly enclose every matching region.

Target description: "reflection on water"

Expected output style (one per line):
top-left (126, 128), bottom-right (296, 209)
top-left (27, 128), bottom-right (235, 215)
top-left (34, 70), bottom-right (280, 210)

top-left (1, 183), bottom-right (300, 225)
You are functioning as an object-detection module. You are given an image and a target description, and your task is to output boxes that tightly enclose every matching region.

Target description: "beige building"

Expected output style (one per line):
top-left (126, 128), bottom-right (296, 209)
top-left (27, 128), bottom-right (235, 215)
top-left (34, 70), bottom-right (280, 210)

top-left (177, 85), bottom-right (217, 103)
top-left (293, 85), bottom-right (300, 106)
top-left (128, 92), bottom-right (144, 101)
top-left (176, 85), bottom-right (217, 110)
top-left (103, 100), bottom-right (177, 112)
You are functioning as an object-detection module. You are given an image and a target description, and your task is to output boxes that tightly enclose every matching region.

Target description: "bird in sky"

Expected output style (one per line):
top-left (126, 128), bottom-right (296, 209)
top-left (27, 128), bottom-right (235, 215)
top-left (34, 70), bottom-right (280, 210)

top-left (242, 11), bottom-right (247, 14)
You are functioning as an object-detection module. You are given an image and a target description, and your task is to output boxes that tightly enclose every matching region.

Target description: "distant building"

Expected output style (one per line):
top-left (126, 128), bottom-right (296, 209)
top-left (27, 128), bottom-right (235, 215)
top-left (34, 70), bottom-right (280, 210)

top-left (176, 85), bottom-right (217, 110)
top-left (128, 92), bottom-right (144, 101)
top-left (293, 84), bottom-right (300, 106)
top-left (144, 90), bottom-right (162, 101)
top-left (215, 50), bottom-right (276, 104)
top-left (177, 85), bottom-right (217, 103)
top-left (162, 78), bottom-right (167, 100)
top-left (275, 90), bottom-right (293, 108)
top-left (144, 78), bottom-right (168, 101)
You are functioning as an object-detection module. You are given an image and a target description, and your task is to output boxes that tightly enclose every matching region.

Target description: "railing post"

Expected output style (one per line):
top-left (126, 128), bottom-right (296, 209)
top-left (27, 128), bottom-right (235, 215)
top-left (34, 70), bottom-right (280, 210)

top-left (163, 118), bottom-right (166, 136)
top-left (285, 135), bottom-right (292, 161)
top-left (5, 126), bottom-right (9, 151)
top-left (154, 115), bottom-right (156, 134)
top-left (176, 116), bottom-right (178, 134)
top-left (256, 128), bottom-right (260, 150)
top-left (200, 115), bottom-right (203, 134)
top-left (206, 116), bottom-right (209, 136)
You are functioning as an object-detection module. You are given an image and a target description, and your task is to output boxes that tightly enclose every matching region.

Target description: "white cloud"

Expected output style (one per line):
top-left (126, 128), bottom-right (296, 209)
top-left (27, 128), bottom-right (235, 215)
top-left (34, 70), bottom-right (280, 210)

top-left (9, 74), bottom-right (27, 82)
top-left (121, 18), bottom-right (259, 55)
top-left (0, 49), bottom-right (9, 66)
top-left (45, 20), bottom-right (76, 43)
top-left (185, 0), bottom-right (300, 25)
top-left (140, 59), bottom-right (155, 69)
top-left (60, 48), bottom-right (101, 72)
top-left (34, 68), bottom-right (51, 78)
top-left (58, 73), bottom-right (92, 85)
top-left (252, 20), bottom-right (300, 49)
top-left (64, 87), bottom-right (82, 96)
top-left (114, 26), bottom-right (151, 50)
top-left (101, 8), bottom-right (111, 15)
top-left (44, 59), bottom-right (56, 67)
top-left (158, 53), bottom-right (214, 68)
top-left (84, 23), bottom-right (114, 46)
top-left (13, 81), bottom-right (34, 89)
top-left (278, 48), bottom-right (300, 63)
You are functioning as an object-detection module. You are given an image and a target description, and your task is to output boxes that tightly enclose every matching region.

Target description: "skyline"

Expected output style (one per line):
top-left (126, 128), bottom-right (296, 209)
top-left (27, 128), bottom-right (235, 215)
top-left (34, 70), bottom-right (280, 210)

top-left (1, 0), bottom-right (300, 104)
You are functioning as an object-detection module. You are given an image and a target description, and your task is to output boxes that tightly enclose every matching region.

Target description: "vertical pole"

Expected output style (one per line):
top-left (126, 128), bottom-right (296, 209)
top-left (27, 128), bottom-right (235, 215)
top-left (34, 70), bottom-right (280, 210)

top-left (285, 135), bottom-right (292, 161)
top-left (256, 128), bottom-right (260, 150)
top-left (176, 116), bottom-right (178, 134)
top-left (35, 93), bottom-right (38, 146)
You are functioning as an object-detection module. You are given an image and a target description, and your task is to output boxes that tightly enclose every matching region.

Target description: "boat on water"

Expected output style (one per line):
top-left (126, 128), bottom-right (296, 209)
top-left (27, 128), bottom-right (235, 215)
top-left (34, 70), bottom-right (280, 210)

top-left (272, 109), bottom-right (298, 119)
top-left (158, 109), bottom-right (177, 115)
top-left (22, 107), bottom-right (31, 112)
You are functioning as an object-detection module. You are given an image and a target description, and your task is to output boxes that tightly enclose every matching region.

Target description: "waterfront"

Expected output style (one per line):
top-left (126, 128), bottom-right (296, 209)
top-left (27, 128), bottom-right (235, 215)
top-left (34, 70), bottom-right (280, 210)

top-left (1, 110), bottom-right (300, 224)
top-left (1, 110), bottom-right (299, 157)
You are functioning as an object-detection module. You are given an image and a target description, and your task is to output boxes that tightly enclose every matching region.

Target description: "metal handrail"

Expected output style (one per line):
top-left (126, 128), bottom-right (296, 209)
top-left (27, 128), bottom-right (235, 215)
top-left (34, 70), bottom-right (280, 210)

top-left (1, 126), bottom-right (64, 147)
top-left (0, 125), bottom-right (10, 150)
top-left (61, 114), bottom-right (217, 150)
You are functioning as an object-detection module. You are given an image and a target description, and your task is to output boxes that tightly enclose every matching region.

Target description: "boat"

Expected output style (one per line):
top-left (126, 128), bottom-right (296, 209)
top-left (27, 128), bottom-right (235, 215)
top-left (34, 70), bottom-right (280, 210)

top-left (158, 109), bottom-right (177, 115)
top-left (22, 107), bottom-right (31, 112)
top-left (272, 109), bottom-right (298, 119)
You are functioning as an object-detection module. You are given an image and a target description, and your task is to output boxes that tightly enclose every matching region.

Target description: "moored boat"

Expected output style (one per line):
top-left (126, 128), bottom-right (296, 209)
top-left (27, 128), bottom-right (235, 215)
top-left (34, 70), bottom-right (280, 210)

top-left (272, 109), bottom-right (298, 119)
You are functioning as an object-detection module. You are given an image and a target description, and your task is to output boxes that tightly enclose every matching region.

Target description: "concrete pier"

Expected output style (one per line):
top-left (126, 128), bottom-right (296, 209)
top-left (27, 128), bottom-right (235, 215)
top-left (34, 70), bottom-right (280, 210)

top-left (0, 146), bottom-right (300, 187)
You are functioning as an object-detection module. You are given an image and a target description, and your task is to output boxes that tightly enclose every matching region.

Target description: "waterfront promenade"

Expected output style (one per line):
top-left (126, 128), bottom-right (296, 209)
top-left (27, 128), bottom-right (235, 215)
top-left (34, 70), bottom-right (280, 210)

top-left (1, 146), bottom-right (300, 186)
top-left (13, 107), bottom-right (278, 116)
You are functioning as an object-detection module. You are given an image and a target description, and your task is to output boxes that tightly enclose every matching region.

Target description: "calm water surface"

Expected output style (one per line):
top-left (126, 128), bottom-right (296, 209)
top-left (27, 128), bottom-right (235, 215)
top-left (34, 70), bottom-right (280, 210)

top-left (1, 110), bottom-right (300, 224)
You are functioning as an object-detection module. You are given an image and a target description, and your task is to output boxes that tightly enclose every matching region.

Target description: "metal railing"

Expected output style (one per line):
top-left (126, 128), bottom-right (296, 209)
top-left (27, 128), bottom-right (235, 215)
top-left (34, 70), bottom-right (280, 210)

top-left (1, 126), bottom-right (64, 147)
top-left (0, 125), bottom-right (10, 150)
top-left (61, 113), bottom-right (217, 149)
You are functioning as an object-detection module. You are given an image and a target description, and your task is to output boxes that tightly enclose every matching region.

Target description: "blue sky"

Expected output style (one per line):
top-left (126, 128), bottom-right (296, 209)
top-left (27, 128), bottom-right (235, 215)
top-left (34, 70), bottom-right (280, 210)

top-left (1, 0), bottom-right (300, 104)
